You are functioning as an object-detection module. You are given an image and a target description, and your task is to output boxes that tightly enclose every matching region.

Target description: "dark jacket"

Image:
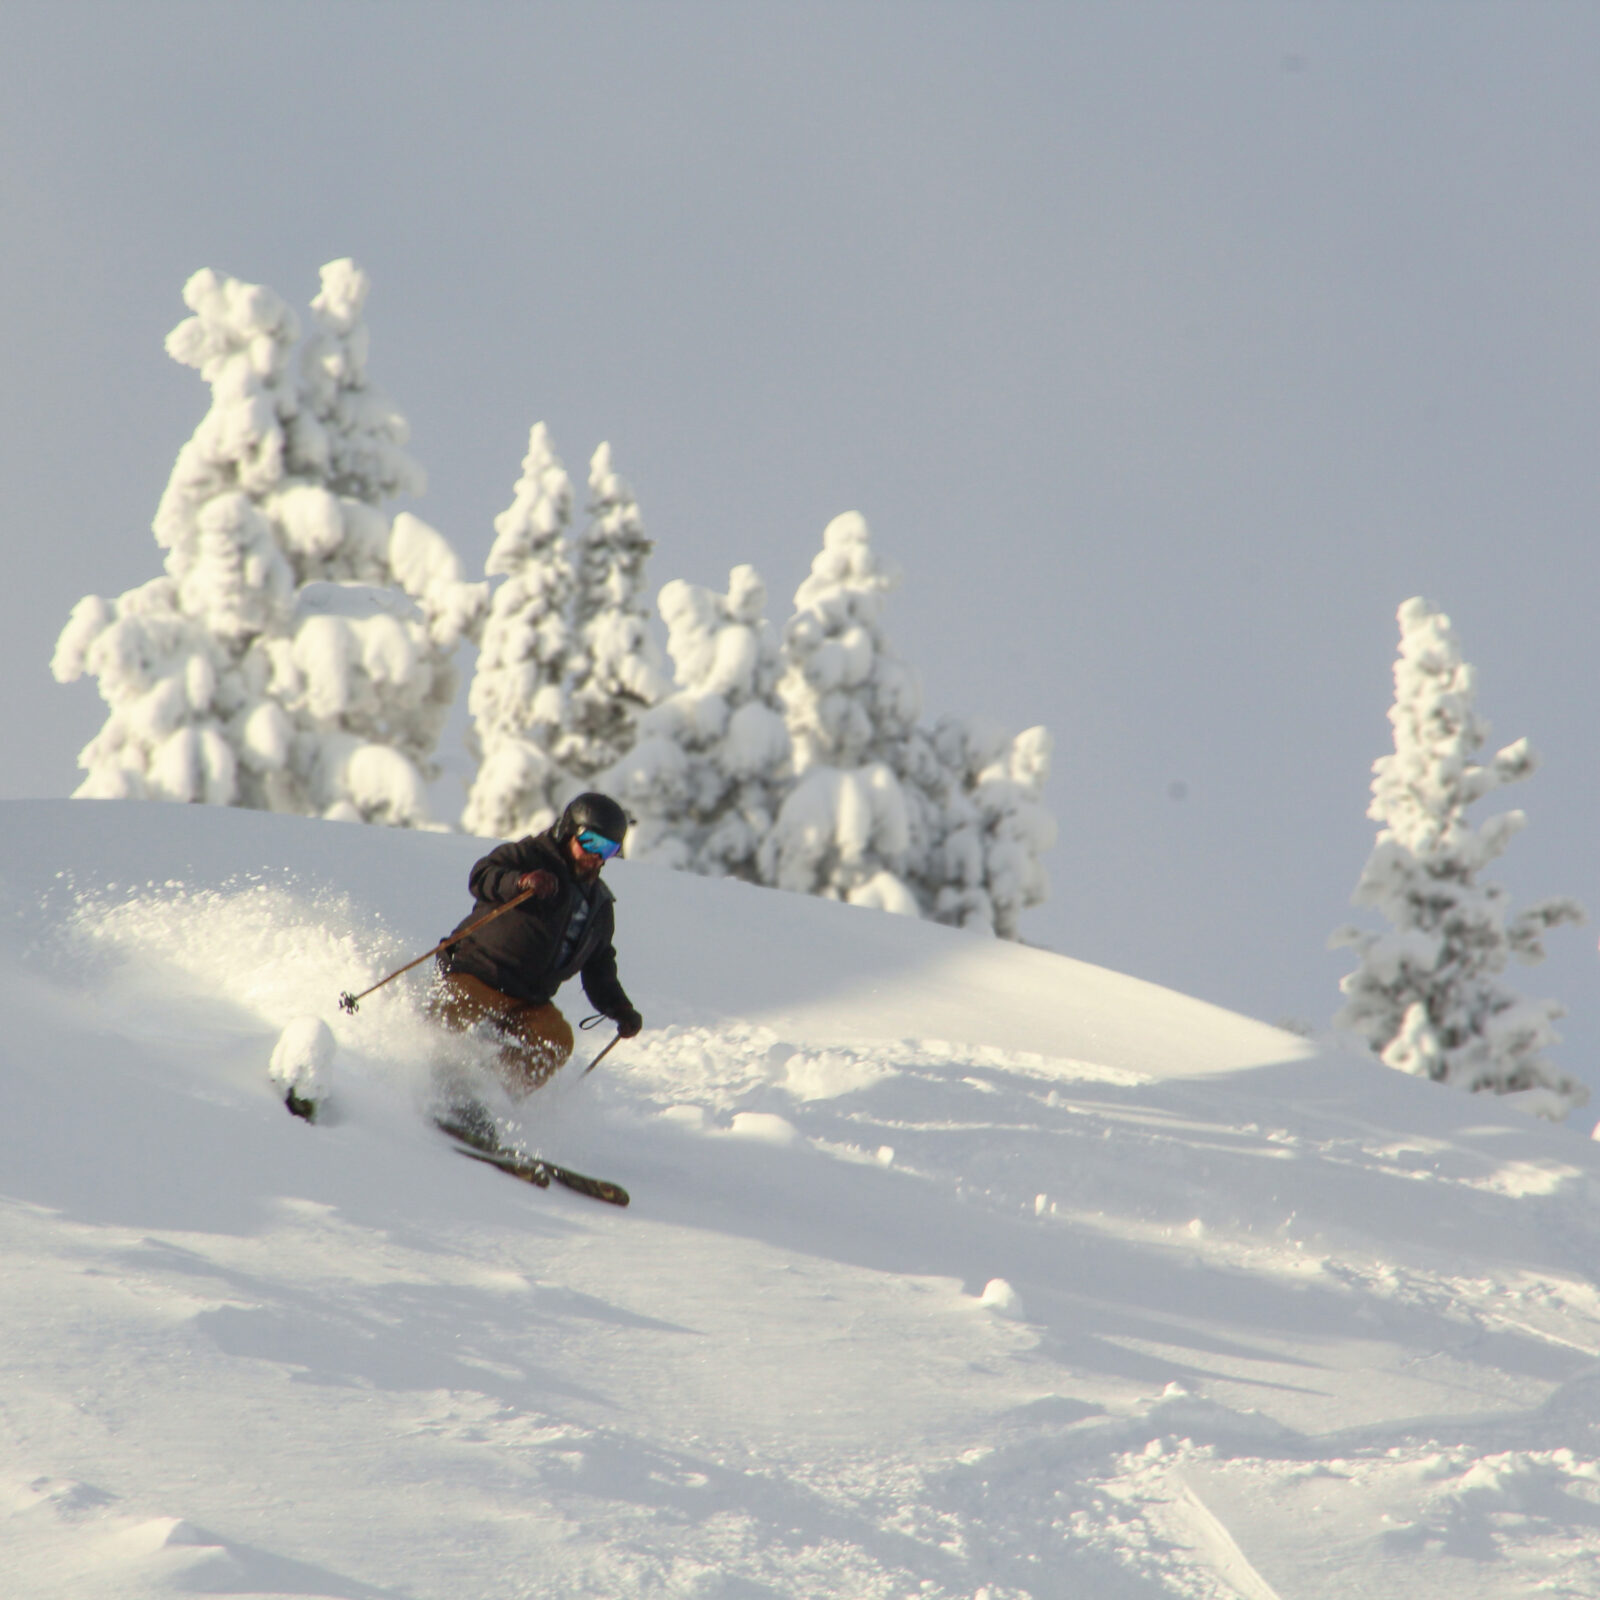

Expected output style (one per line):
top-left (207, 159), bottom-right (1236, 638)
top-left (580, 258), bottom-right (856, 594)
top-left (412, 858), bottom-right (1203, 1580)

top-left (441, 830), bottom-right (634, 1016)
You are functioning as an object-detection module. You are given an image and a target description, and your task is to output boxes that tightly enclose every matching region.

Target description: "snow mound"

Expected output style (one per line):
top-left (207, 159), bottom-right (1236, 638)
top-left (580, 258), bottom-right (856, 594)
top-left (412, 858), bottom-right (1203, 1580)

top-left (977, 1277), bottom-right (1025, 1317)
top-left (5, 799), bottom-right (1600, 1598)
top-left (267, 1016), bottom-right (335, 1102)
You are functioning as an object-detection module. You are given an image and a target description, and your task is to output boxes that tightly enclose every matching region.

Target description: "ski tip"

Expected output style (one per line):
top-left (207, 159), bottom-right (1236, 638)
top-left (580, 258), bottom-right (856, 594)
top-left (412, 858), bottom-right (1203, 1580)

top-left (547, 1168), bottom-right (630, 1207)
top-left (284, 1090), bottom-right (319, 1123)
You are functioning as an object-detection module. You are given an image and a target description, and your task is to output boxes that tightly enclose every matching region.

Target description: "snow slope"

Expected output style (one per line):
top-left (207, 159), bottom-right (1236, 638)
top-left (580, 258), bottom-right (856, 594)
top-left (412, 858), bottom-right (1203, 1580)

top-left (5, 800), bottom-right (1600, 1598)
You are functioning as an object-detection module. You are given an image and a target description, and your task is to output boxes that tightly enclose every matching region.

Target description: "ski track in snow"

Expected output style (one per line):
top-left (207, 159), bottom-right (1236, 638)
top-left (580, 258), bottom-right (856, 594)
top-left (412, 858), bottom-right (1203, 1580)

top-left (7, 806), bottom-right (1600, 1597)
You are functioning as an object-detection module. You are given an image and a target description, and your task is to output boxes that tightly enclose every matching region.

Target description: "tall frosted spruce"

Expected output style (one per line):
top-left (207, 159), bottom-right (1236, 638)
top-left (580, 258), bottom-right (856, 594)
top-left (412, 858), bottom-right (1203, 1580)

top-left (758, 511), bottom-right (922, 912)
top-left (557, 444), bottom-right (669, 780)
top-left (755, 509), bottom-right (1054, 935)
top-left (52, 261), bottom-right (484, 826)
top-left (1332, 597), bottom-right (1585, 1119)
top-left (461, 423), bottom-right (577, 837)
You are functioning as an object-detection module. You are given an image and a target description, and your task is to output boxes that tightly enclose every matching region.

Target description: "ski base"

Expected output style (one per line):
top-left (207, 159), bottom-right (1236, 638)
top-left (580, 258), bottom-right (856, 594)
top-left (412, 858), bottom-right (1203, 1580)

top-left (435, 1116), bottom-right (630, 1207)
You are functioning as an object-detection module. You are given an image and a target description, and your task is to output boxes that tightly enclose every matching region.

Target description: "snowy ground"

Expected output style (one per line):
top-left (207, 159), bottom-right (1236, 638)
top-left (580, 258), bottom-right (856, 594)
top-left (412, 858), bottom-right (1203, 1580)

top-left (5, 801), bottom-right (1600, 1598)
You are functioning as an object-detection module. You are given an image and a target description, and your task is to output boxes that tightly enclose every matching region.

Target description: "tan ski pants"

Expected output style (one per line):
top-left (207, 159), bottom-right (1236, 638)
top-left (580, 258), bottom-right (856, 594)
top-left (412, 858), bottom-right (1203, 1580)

top-left (429, 972), bottom-right (575, 1096)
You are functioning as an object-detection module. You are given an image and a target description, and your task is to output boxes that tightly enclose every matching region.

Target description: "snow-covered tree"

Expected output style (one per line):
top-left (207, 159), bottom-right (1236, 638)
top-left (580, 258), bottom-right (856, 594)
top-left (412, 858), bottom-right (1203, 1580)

top-left (53, 261), bottom-right (484, 828)
top-left (52, 580), bottom-right (243, 808)
top-left (52, 270), bottom-right (300, 810)
top-left (1332, 597), bottom-right (1585, 1119)
top-left (758, 511), bottom-right (922, 912)
top-left (558, 443), bottom-right (669, 779)
top-left (604, 564), bottom-right (791, 879)
top-left (904, 717), bottom-right (1057, 938)
top-left (291, 258), bottom-right (426, 505)
top-left (975, 724), bottom-right (1056, 938)
top-left (753, 509), bottom-right (1054, 933)
top-left (461, 423), bottom-right (578, 838)
top-left (264, 508), bottom-right (484, 825)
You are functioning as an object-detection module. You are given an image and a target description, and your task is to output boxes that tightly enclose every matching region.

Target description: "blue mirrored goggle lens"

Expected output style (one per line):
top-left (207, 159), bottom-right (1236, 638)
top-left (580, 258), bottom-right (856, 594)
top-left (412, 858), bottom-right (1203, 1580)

top-left (576, 829), bottom-right (622, 860)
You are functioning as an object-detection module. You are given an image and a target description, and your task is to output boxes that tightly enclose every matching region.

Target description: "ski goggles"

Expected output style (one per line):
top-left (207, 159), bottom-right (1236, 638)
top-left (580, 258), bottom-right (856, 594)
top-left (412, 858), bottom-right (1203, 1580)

top-left (576, 829), bottom-right (623, 861)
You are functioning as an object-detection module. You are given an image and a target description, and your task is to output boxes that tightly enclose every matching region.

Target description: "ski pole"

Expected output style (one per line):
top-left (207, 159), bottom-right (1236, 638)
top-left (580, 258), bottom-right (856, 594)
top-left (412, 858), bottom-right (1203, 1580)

top-left (338, 886), bottom-right (537, 1014)
top-left (583, 1032), bottom-right (625, 1076)
top-left (576, 1011), bottom-right (624, 1075)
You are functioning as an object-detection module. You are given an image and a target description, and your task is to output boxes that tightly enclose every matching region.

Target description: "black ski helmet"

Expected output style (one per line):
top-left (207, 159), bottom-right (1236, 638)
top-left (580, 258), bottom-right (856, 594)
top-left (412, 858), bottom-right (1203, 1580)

top-left (554, 792), bottom-right (629, 847)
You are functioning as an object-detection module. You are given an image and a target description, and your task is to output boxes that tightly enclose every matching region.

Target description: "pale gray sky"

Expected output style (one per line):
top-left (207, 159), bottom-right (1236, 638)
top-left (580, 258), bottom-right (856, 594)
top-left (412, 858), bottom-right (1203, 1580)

top-left (5, 2), bottom-right (1599, 1100)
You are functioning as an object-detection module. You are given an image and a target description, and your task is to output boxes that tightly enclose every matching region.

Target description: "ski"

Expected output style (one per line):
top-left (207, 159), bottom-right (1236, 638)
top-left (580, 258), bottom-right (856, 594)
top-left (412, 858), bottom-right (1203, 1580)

top-left (435, 1116), bottom-right (630, 1207)
top-left (460, 1143), bottom-right (630, 1207)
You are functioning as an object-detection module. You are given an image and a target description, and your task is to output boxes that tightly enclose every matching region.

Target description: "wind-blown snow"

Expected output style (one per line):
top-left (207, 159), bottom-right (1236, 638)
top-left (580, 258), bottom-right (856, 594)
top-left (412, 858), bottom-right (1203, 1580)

top-left (5, 800), bottom-right (1600, 1597)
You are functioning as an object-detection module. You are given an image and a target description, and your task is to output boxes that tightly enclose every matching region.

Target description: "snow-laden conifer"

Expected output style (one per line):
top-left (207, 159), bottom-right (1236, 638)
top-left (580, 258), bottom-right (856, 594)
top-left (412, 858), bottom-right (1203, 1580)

top-left (53, 270), bottom-right (301, 808)
top-left (52, 581), bottom-right (241, 806)
top-left (905, 717), bottom-right (1057, 938)
top-left (977, 724), bottom-right (1056, 937)
top-left (604, 564), bottom-right (791, 878)
top-left (461, 423), bottom-right (578, 838)
top-left (292, 258), bottom-right (427, 505)
top-left (1332, 598), bottom-right (1585, 1119)
top-left (266, 507), bottom-right (483, 825)
top-left (556, 444), bottom-right (670, 781)
top-left (53, 262), bottom-right (484, 827)
top-left (758, 511), bottom-right (921, 912)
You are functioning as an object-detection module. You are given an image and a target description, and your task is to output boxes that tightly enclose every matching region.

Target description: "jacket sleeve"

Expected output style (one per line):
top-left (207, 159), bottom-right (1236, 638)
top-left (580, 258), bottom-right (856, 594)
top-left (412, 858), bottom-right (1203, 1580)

top-left (468, 837), bottom-right (540, 904)
top-left (580, 902), bottom-right (633, 1019)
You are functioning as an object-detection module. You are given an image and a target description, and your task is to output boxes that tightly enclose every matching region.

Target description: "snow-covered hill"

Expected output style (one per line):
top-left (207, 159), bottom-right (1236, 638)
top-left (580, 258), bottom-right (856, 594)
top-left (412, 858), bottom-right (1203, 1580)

top-left (5, 800), bottom-right (1600, 1598)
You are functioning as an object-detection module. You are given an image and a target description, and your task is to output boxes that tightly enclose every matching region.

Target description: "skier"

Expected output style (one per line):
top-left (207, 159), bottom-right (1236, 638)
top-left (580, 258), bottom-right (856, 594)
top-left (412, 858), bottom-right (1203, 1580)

top-left (431, 792), bottom-right (644, 1095)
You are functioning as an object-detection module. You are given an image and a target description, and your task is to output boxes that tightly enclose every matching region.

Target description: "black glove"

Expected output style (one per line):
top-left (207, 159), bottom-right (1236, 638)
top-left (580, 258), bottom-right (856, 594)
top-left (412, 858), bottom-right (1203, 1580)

top-left (614, 1006), bottom-right (643, 1039)
top-left (517, 869), bottom-right (557, 899)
